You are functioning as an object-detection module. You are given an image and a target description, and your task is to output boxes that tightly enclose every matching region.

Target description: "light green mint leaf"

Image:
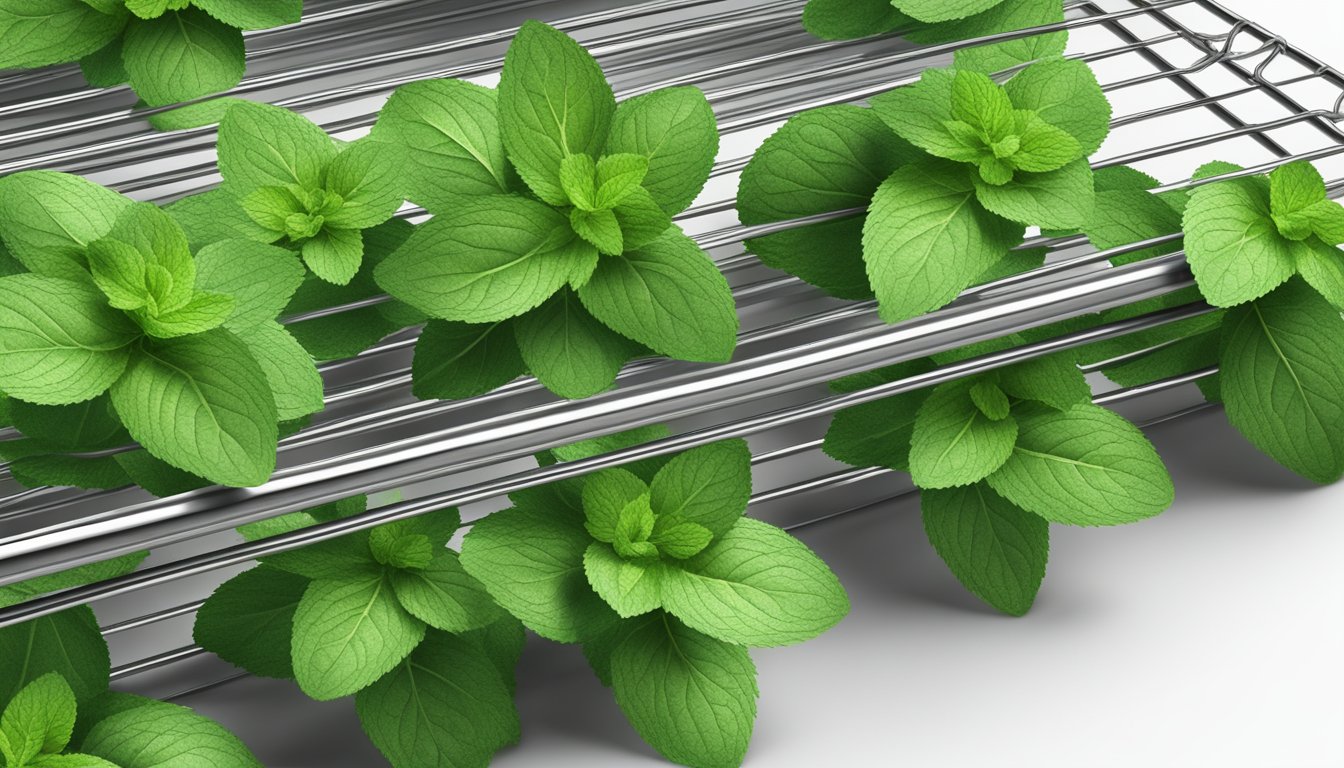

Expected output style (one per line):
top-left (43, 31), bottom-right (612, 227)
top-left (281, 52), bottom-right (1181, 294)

top-left (219, 102), bottom-right (338, 196)
top-left (0, 274), bottom-right (138, 405)
top-left (375, 195), bottom-right (591, 322)
top-left (802, 0), bottom-right (910, 40)
top-left (1221, 278), bottom-right (1344, 483)
top-left (86, 238), bottom-right (150, 310)
top-left (0, 673), bottom-right (77, 763)
top-left (135, 290), bottom-right (235, 338)
top-left (648, 439), bottom-right (752, 538)
top-left (375, 506), bottom-right (461, 551)
top-left (613, 495), bottom-right (658, 560)
top-left (260, 530), bottom-right (379, 581)
top-left (577, 228), bottom-right (738, 362)
top-left (909, 381), bottom-right (1018, 489)
top-left (896, 0), bottom-right (1004, 23)
top-left (1102, 327), bottom-right (1219, 389)
top-left (322, 141), bottom-right (407, 230)
top-left (498, 21), bottom-right (615, 205)
top-left (0, 171), bottom-right (130, 281)
top-left (81, 699), bottom-right (262, 767)
top-left (166, 188), bottom-right (276, 251)
top-left (192, 565), bottom-right (307, 679)
top-left (987, 403), bottom-right (1174, 525)
top-left (570, 207), bottom-right (624, 255)
top-left (660, 517), bottom-right (849, 646)
top-left (1191, 160), bottom-right (1244, 181)
top-left (863, 160), bottom-right (1025, 322)
top-left (194, 239), bottom-right (305, 330)
top-left (240, 185), bottom-right (304, 234)
top-left (1010, 111), bottom-right (1082, 172)
top-left (110, 329), bottom-right (278, 487)
top-left (192, 0), bottom-right (301, 30)
top-left (459, 505), bottom-right (618, 643)
top-left (291, 573), bottom-right (426, 701)
top-left (371, 79), bottom-right (512, 209)
top-left (144, 96), bottom-right (249, 132)
top-left (1298, 199), bottom-right (1344, 245)
top-left (1003, 57), bottom-right (1112, 156)
top-left (585, 543), bottom-right (664, 618)
top-left (0, 551), bottom-right (145, 610)
top-left (610, 613), bottom-right (758, 768)
top-left (604, 86), bottom-right (717, 214)
top-left (609, 185), bottom-right (673, 253)
top-left (969, 379), bottom-right (1011, 420)
top-left (370, 526), bottom-right (433, 571)
top-left (997, 352), bottom-right (1092, 410)
top-left (560, 152), bottom-right (599, 210)
top-left (1269, 160), bottom-right (1327, 219)
top-left (649, 516), bottom-right (713, 560)
top-left (0, 607), bottom-right (109, 707)
top-left (973, 158), bottom-right (1096, 229)
top-left (549, 423), bottom-right (673, 467)
top-left (594, 153), bottom-right (650, 210)
top-left (355, 631), bottom-right (520, 768)
top-left (823, 386), bottom-right (932, 472)
top-left (738, 105), bottom-right (916, 299)
top-left (78, 38), bottom-right (127, 90)
top-left (299, 225), bottom-right (363, 285)
top-left (1183, 176), bottom-right (1297, 307)
top-left (921, 482), bottom-right (1048, 616)
top-left (28, 751), bottom-right (121, 767)
top-left (125, 0), bottom-right (188, 19)
top-left (951, 0), bottom-right (1066, 74)
top-left (122, 8), bottom-right (244, 106)
top-left (390, 551), bottom-right (504, 633)
top-left (950, 69), bottom-right (1015, 142)
top-left (105, 202), bottom-right (196, 313)
top-left (870, 69), bottom-right (969, 163)
top-left (1082, 185), bottom-right (1184, 266)
top-left (515, 289), bottom-right (639, 399)
top-left (582, 467), bottom-right (649, 544)
top-left (1294, 239), bottom-right (1344, 310)
top-left (0, 0), bottom-right (125, 69)
top-left (236, 321), bottom-right (323, 421)
top-left (410, 319), bottom-right (526, 400)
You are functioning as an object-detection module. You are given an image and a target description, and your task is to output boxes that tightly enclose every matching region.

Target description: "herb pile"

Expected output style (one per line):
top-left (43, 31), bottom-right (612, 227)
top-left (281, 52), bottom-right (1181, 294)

top-left (0, 0), bottom-right (302, 106)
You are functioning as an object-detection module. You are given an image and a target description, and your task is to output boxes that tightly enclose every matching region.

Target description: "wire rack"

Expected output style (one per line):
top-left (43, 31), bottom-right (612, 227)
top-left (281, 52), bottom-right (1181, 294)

top-left (1, 0), bottom-right (1343, 738)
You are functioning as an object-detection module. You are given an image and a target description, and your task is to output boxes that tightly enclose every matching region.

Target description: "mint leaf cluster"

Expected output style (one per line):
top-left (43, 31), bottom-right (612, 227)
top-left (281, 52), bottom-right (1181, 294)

top-left (367, 21), bottom-right (738, 400)
top-left (739, 57), bottom-right (1109, 323)
top-left (0, 1), bottom-right (302, 106)
top-left (194, 496), bottom-right (524, 768)
top-left (0, 172), bottom-right (322, 488)
top-left (460, 437), bottom-right (849, 768)
top-left (825, 345), bottom-right (1173, 614)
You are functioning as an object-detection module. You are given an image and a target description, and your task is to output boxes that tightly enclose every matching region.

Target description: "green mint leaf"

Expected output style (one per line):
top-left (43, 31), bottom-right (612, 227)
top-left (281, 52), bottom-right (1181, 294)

top-left (922, 482), bottom-right (1049, 616)
top-left (609, 185), bottom-right (673, 252)
top-left (0, 171), bottom-right (130, 281)
top-left (1294, 238), bottom-right (1344, 310)
top-left (549, 423), bottom-right (673, 468)
top-left (1102, 328), bottom-right (1219, 389)
top-left (8, 454), bottom-right (129, 491)
top-left (515, 289), bottom-right (638, 399)
top-left (987, 403), bottom-right (1174, 525)
top-left (166, 189), bottom-right (275, 251)
top-left (291, 573), bottom-right (426, 701)
top-left (738, 105), bottom-right (913, 300)
top-left (870, 69), bottom-right (970, 162)
top-left (81, 700), bottom-right (261, 767)
top-left (950, 69), bottom-right (1015, 142)
top-left (863, 161), bottom-right (1025, 322)
top-left (0, 551), bottom-right (145, 610)
top-left (390, 550), bottom-right (504, 633)
top-left (648, 439), bottom-right (752, 538)
top-left (194, 239), bottom-right (304, 330)
top-left (1010, 111), bottom-right (1082, 172)
top-left (897, 0), bottom-right (1004, 23)
top-left (973, 158), bottom-right (1095, 229)
top-left (464, 615), bottom-right (527, 695)
top-left (299, 226), bottom-right (363, 285)
top-left (192, 0), bottom-right (301, 30)
top-left (909, 381), bottom-right (1018, 488)
top-left (145, 96), bottom-right (251, 132)
top-left (122, 8), bottom-right (244, 106)
top-left (114, 449), bottom-right (208, 497)
top-left (355, 631), bottom-right (520, 768)
top-left (106, 202), bottom-right (196, 312)
top-left (460, 505), bottom-right (618, 643)
top-left (135, 290), bottom-right (235, 338)
top-left (660, 517), bottom-right (849, 646)
top-left (371, 79), bottom-right (512, 208)
top-left (236, 321), bottom-right (323, 421)
top-left (0, 607), bottom-right (109, 706)
top-left (219, 102), bottom-right (337, 195)
top-left (1184, 176), bottom-right (1297, 307)
top-left (110, 329), bottom-right (278, 487)
top-left (499, 20), bottom-right (615, 205)
top-left (559, 153), bottom-right (600, 211)
top-left (577, 229), bottom-right (737, 362)
top-left (261, 531), bottom-right (379, 581)
top-left (239, 185), bottom-right (302, 235)
top-left (376, 195), bottom-right (591, 322)
top-left (585, 543), bottom-right (664, 618)
top-left (87, 238), bottom-right (149, 310)
top-left (192, 565), bottom-right (306, 679)
top-left (1082, 185), bottom-right (1184, 267)
top-left (0, 673), bottom-right (77, 762)
top-left (125, 0), bottom-right (184, 20)
top-left (582, 467), bottom-right (649, 543)
top-left (969, 379), bottom-right (1011, 420)
top-left (823, 388), bottom-right (932, 472)
top-left (1299, 199), bottom-right (1344, 245)
top-left (802, 0), bottom-right (909, 40)
top-left (369, 527), bottom-right (433, 571)
top-left (612, 495), bottom-right (658, 560)
top-left (952, 0), bottom-right (1066, 74)
top-left (570, 207), bottom-right (624, 254)
top-left (1221, 278), bottom-right (1344, 482)
top-left (0, 274), bottom-right (138, 406)
top-left (28, 752), bottom-right (121, 767)
top-left (322, 141), bottom-right (406, 230)
top-left (1003, 57), bottom-right (1112, 156)
top-left (604, 86), bottom-right (717, 214)
top-left (1269, 161), bottom-right (1327, 219)
top-left (648, 516), bottom-right (713, 560)
top-left (997, 353), bottom-right (1092, 410)
top-left (0, 0), bottom-right (125, 69)
top-left (410, 319), bottom-right (525, 400)
top-left (610, 613), bottom-right (757, 768)
top-left (593, 153), bottom-right (649, 210)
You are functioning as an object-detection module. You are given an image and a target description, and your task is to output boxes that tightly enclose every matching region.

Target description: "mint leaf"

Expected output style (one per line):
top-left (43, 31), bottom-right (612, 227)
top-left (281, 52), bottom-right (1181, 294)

top-left (0, 673), bottom-right (77, 762)
top-left (1269, 160), bottom-right (1326, 219)
top-left (559, 153), bottom-right (600, 210)
top-left (0, 607), bottom-right (109, 706)
top-left (104, 201), bottom-right (196, 314)
top-left (298, 226), bottom-right (362, 286)
top-left (922, 482), bottom-right (1049, 616)
top-left (514, 289), bottom-right (638, 399)
top-left (909, 381), bottom-right (1018, 489)
top-left (593, 153), bottom-right (648, 209)
top-left (194, 239), bottom-right (304, 329)
top-left (460, 505), bottom-right (618, 643)
top-left (1184, 177), bottom-right (1296, 307)
top-left (802, 0), bottom-right (909, 40)
top-left (969, 379), bottom-right (1011, 420)
top-left (122, 8), bottom-right (244, 106)
top-left (973, 158), bottom-right (1095, 229)
top-left (1003, 58), bottom-right (1112, 156)
top-left (648, 439), bottom-right (752, 537)
top-left (577, 229), bottom-right (737, 362)
top-left (1221, 278), bottom-right (1344, 483)
top-left (0, 550), bottom-right (145, 610)
top-left (390, 551), bottom-right (503, 633)
top-left (582, 468), bottom-right (649, 543)
top-left (660, 517), bottom-right (849, 646)
top-left (585, 543), bottom-right (664, 618)
top-left (998, 353), bottom-right (1091, 410)
top-left (80, 36), bottom-right (128, 88)
top-left (110, 329), bottom-right (278, 487)
top-left (323, 141), bottom-right (406, 230)
top-left (570, 207), bottom-right (623, 254)
top-left (0, 0), bottom-right (125, 69)
top-left (863, 161), bottom-right (1024, 322)
top-left (8, 454), bottom-right (128, 491)
top-left (950, 69), bottom-right (1015, 142)
top-left (371, 78), bottom-right (512, 208)
top-left (608, 185), bottom-right (672, 252)
top-left (410, 319), bottom-right (525, 401)
top-left (0, 274), bottom-right (138, 405)
top-left (604, 86), bottom-right (717, 214)
top-left (649, 516), bottom-right (713, 559)
top-left (498, 21), bottom-right (615, 205)
top-left (355, 631), bottom-right (520, 768)
top-left (192, 0), bottom-right (301, 30)
top-left (823, 387), bottom-right (932, 472)
top-left (1010, 113), bottom-right (1082, 172)
top-left (136, 291), bottom-right (235, 338)
top-left (82, 700), bottom-right (261, 767)
top-left (240, 320), bottom-right (323, 421)
top-left (952, 0), bottom-right (1066, 74)
top-left (898, 0), bottom-right (1004, 23)
top-left (612, 495), bottom-right (659, 560)
top-left (219, 102), bottom-right (338, 195)
top-left (87, 238), bottom-right (149, 310)
top-left (0, 171), bottom-right (129, 281)
top-left (1294, 239), bottom-right (1344, 311)
top-left (870, 69), bottom-right (965, 162)
top-left (291, 573), bottom-right (426, 701)
top-left (987, 403), bottom-right (1174, 525)
top-left (610, 613), bottom-right (758, 768)
top-left (166, 189), bottom-right (275, 251)
top-left (375, 196), bottom-right (592, 322)
top-left (192, 565), bottom-right (307, 679)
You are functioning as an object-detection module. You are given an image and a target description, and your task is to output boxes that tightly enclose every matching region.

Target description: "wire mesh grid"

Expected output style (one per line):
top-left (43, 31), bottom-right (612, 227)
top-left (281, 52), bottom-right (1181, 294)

top-left (0, 0), bottom-right (1342, 711)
